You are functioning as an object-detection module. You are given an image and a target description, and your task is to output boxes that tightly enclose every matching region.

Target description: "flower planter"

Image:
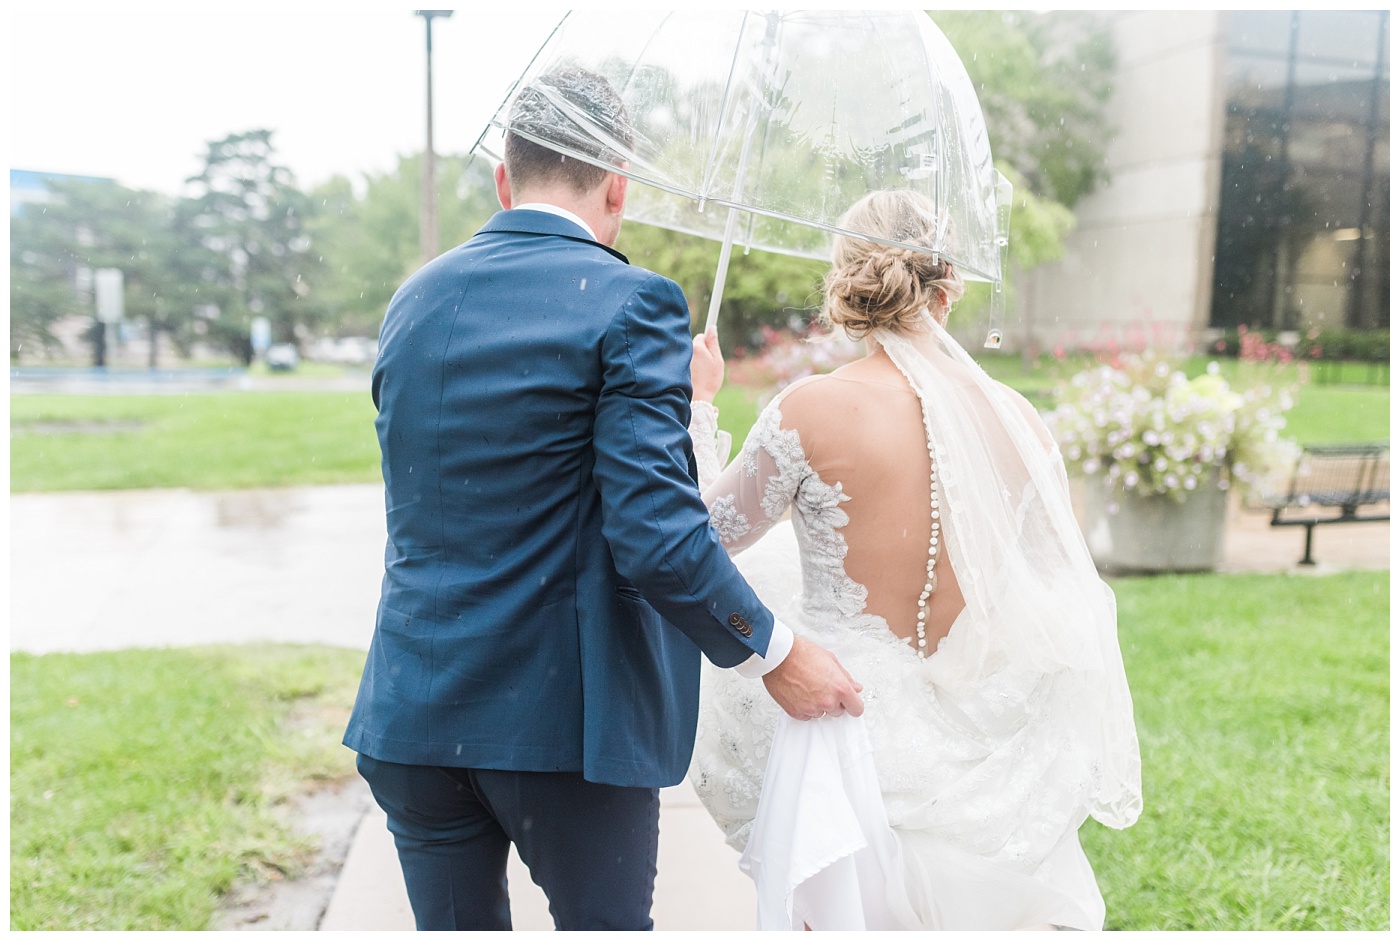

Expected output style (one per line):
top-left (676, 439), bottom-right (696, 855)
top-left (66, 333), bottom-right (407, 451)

top-left (1081, 477), bottom-right (1229, 574)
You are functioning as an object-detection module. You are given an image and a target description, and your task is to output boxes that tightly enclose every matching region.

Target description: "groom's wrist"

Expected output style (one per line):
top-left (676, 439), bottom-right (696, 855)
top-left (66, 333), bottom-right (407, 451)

top-left (733, 619), bottom-right (794, 678)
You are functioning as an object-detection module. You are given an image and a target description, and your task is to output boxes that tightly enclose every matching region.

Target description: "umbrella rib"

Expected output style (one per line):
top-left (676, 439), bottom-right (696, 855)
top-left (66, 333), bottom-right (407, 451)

top-left (621, 12), bottom-right (674, 96)
top-left (468, 13), bottom-right (572, 162)
top-left (700, 10), bottom-right (751, 199)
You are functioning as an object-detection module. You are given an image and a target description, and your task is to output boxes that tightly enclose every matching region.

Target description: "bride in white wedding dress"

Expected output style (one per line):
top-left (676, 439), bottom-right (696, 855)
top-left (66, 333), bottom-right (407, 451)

top-left (686, 190), bottom-right (1142, 931)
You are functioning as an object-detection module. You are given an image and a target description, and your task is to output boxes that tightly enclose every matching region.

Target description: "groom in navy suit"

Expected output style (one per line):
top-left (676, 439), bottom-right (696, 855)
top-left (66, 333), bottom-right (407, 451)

top-left (344, 68), bottom-right (863, 930)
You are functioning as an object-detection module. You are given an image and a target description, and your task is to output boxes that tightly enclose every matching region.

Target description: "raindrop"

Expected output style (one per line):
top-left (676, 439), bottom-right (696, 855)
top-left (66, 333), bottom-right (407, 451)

top-left (580, 278), bottom-right (587, 291)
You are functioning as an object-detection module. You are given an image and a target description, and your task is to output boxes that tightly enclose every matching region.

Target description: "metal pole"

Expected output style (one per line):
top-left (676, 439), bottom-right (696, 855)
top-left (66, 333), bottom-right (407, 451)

top-left (92, 317), bottom-right (106, 368)
top-left (416, 11), bottom-right (454, 267)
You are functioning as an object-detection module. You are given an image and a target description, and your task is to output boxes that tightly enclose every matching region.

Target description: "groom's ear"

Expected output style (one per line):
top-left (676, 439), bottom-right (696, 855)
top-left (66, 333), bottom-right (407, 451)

top-left (494, 162), bottom-right (514, 210)
top-left (605, 171), bottom-right (628, 215)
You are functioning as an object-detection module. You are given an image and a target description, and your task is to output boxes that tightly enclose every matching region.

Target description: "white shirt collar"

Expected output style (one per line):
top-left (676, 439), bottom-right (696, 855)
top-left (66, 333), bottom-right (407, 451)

top-left (513, 203), bottom-right (597, 242)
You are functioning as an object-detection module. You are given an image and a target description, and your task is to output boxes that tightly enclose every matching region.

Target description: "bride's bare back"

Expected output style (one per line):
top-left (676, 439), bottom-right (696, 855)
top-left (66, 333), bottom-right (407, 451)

top-left (774, 349), bottom-right (965, 651)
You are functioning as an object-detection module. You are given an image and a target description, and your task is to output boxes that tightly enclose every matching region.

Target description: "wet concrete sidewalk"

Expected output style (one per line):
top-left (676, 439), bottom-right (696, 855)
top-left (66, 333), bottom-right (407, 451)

top-left (9, 482), bottom-right (1388, 655)
top-left (10, 484), bottom-right (385, 654)
top-left (8, 482), bottom-right (1389, 930)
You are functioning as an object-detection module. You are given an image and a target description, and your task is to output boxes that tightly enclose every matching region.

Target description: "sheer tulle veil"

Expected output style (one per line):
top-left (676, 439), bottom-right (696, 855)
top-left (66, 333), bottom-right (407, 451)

top-left (873, 314), bottom-right (1142, 830)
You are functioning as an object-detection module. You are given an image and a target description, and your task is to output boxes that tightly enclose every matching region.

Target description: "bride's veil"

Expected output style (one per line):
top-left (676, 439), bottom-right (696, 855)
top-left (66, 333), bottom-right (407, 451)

top-left (874, 316), bottom-right (1142, 830)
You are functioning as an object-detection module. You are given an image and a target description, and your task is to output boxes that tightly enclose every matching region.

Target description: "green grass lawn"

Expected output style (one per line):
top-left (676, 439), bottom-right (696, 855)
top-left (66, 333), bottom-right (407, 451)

top-left (10, 644), bottom-right (365, 930)
top-left (7, 356), bottom-right (1388, 493)
top-left (712, 384), bottom-right (762, 452)
top-left (1083, 570), bottom-right (1389, 930)
top-left (9, 573), bottom-right (1387, 929)
top-left (10, 392), bottom-right (380, 492)
top-left (1280, 385), bottom-right (1394, 445)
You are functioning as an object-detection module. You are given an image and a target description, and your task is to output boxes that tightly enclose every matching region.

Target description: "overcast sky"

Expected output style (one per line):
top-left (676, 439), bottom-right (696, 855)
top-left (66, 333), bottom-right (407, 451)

top-left (8, 2), bottom-right (568, 196)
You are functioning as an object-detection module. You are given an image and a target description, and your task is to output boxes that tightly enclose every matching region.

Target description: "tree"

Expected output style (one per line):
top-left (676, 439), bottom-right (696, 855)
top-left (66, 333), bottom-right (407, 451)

top-left (10, 200), bottom-right (81, 359)
top-left (184, 129), bottom-right (325, 363)
top-left (9, 178), bottom-right (197, 363)
top-left (306, 153), bottom-right (499, 337)
top-left (930, 11), bottom-right (1115, 270)
top-left (620, 223), bottom-right (827, 351)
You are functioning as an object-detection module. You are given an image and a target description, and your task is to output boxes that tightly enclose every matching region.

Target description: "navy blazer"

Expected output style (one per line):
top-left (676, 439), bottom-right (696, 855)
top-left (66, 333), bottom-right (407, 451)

top-left (344, 209), bottom-right (776, 788)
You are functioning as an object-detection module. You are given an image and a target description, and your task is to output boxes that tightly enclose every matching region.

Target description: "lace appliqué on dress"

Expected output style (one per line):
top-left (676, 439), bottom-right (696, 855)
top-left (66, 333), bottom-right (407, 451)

top-left (747, 407), bottom-right (811, 522)
top-left (709, 494), bottom-right (752, 544)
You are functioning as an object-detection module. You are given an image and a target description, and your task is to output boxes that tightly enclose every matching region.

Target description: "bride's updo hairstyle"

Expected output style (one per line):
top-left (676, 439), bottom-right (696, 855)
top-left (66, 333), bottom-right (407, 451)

top-left (822, 190), bottom-right (965, 339)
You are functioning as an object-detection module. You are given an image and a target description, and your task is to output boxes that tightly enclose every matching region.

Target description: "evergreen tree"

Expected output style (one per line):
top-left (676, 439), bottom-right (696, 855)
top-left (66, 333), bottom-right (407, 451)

top-left (184, 129), bottom-right (325, 363)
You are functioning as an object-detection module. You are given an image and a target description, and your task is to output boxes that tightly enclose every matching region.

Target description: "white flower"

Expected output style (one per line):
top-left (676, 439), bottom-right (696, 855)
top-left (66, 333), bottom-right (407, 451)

top-left (1051, 352), bottom-right (1295, 500)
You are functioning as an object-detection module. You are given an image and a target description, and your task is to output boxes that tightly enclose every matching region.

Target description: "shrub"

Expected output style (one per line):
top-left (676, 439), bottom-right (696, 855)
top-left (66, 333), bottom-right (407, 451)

top-left (1048, 353), bottom-right (1299, 502)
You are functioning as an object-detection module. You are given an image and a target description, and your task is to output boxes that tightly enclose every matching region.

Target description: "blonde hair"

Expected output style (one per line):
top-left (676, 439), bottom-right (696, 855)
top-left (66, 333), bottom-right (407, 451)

top-left (822, 190), bottom-right (965, 339)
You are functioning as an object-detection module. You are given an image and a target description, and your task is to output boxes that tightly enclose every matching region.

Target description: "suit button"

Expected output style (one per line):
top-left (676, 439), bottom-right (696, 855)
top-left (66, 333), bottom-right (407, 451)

top-left (728, 612), bottom-right (753, 637)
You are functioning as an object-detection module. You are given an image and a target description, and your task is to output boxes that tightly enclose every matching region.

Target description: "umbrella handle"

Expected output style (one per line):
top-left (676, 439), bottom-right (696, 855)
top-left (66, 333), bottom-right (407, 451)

top-left (704, 207), bottom-right (742, 334)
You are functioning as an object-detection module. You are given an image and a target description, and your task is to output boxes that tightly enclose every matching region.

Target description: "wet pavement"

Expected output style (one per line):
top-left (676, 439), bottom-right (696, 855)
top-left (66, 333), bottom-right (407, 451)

top-left (10, 484), bottom-right (385, 655)
top-left (10, 482), bottom-right (1387, 656)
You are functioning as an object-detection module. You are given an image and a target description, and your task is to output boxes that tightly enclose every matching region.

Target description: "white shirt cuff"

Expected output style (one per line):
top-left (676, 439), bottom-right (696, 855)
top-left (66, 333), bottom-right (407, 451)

top-left (734, 618), bottom-right (795, 678)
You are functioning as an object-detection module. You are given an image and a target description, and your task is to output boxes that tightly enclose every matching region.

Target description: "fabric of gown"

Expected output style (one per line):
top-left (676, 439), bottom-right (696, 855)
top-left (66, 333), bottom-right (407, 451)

top-left (686, 330), bottom-right (1140, 931)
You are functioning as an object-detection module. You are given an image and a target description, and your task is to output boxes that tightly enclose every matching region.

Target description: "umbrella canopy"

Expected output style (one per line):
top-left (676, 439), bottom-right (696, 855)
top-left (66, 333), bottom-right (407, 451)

top-left (471, 9), bottom-right (1011, 343)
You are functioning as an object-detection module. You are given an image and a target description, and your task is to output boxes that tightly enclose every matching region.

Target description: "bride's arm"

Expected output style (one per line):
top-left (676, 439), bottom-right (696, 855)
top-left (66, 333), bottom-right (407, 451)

top-left (688, 330), bottom-right (816, 555)
top-left (701, 403), bottom-right (797, 556)
top-left (692, 382), bottom-right (824, 557)
top-left (689, 400), bottom-right (731, 491)
top-left (688, 329), bottom-right (731, 490)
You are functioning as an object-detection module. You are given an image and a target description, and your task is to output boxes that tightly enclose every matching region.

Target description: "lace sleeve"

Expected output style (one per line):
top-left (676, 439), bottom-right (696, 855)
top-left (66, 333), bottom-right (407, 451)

top-left (697, 399), bottom-right (809, 555)
top-left (687, 400), bottom-right (732, 491)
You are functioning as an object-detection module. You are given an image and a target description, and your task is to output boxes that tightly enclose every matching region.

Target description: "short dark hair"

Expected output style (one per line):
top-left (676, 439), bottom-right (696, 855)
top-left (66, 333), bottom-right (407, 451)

top-left (504, 67), bottom-right (634, 195)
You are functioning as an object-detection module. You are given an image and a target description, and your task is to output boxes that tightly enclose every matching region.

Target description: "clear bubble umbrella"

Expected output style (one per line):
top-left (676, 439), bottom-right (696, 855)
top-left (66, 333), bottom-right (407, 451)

top-left (470, 9), bottom-right (1013, 348)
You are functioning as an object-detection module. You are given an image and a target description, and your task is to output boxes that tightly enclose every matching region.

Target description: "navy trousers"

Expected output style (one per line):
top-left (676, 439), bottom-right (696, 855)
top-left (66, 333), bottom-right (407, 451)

top-left (356, 755), bottom-right (660, 931)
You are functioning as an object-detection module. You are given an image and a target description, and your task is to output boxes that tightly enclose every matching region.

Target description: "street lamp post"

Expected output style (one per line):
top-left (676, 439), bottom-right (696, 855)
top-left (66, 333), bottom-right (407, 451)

top-left (416, 10), bottom-right (454, 268)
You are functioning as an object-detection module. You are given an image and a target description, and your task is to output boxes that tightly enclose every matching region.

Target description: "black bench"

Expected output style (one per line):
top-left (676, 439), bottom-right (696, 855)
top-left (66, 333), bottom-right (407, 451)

top-left (1266, 443), bottom-right (1390, 565)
